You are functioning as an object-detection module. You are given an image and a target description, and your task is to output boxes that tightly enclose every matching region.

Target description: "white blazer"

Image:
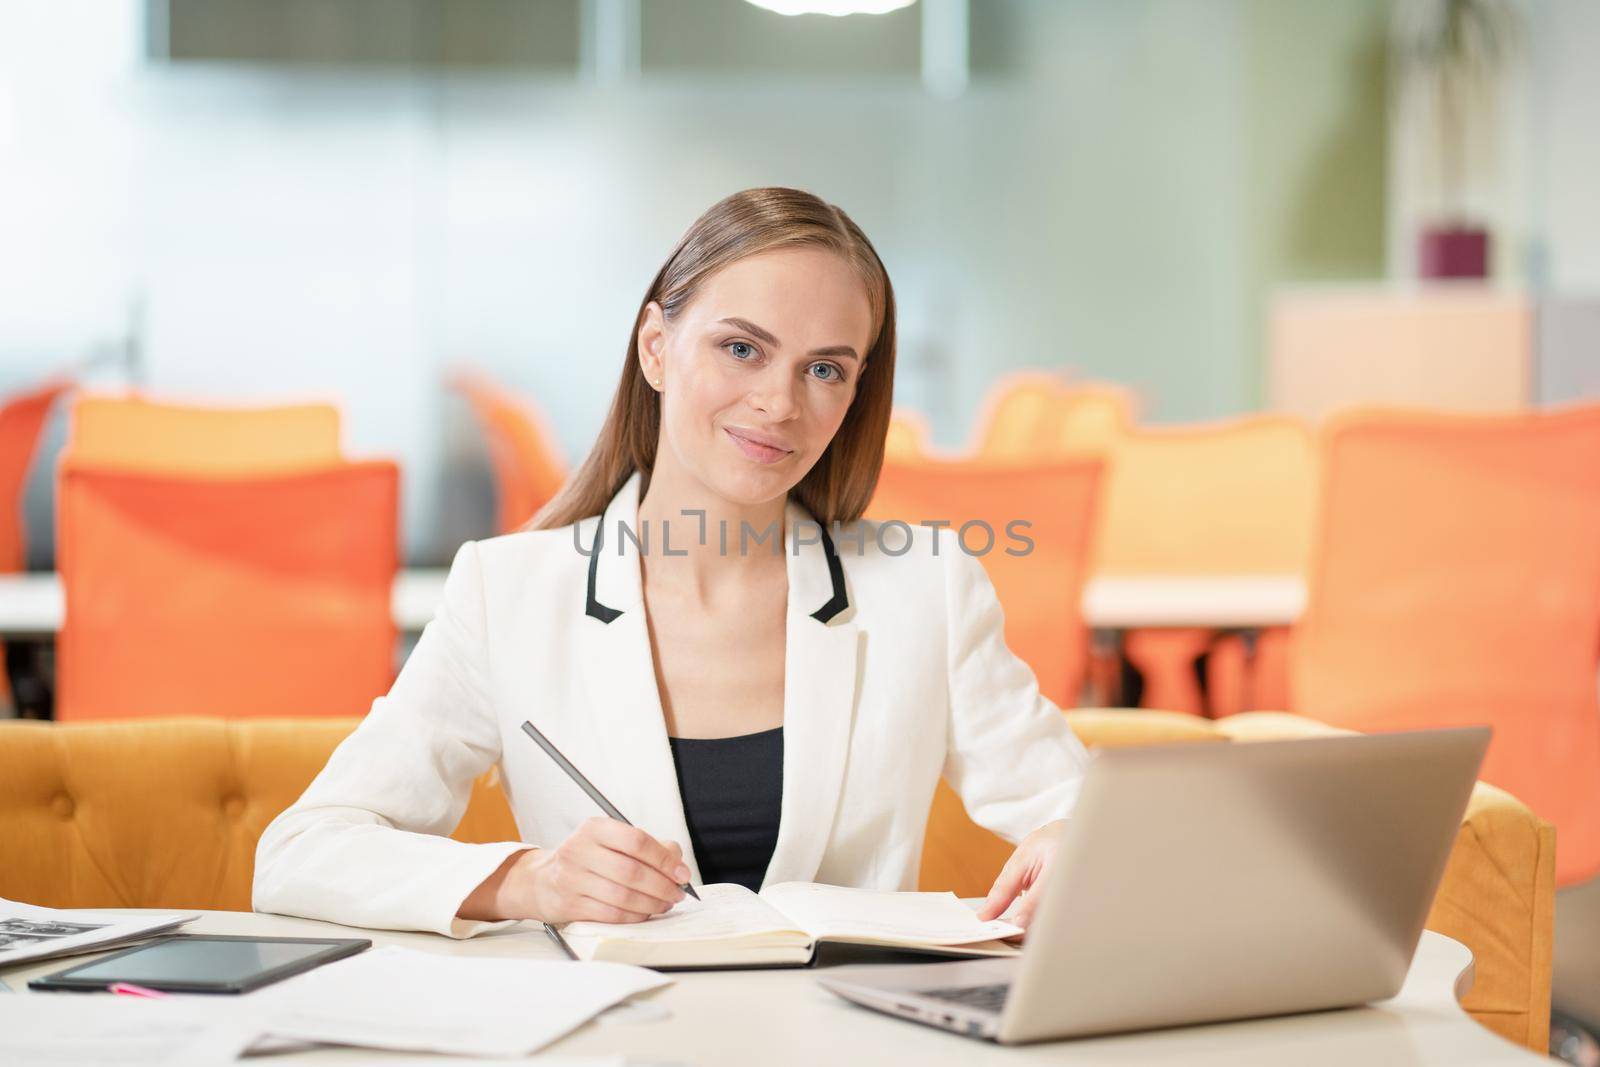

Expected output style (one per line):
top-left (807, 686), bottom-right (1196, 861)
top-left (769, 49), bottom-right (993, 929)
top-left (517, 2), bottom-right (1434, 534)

top-left (253, 468), bottom-right (1091, 939)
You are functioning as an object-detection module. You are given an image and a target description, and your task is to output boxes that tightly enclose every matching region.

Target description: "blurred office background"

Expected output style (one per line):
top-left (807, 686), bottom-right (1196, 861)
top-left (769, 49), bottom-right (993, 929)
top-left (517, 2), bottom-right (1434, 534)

top-left (5, 0), bottom-right (1592, 566)
top-left (6, 2), bottom-right (1600, 1058)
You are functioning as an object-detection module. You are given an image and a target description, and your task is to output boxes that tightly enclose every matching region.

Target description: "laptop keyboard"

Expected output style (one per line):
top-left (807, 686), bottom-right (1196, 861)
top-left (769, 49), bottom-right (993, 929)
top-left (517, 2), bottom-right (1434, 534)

top-left (920, 983), bottom-right (1011, 1013)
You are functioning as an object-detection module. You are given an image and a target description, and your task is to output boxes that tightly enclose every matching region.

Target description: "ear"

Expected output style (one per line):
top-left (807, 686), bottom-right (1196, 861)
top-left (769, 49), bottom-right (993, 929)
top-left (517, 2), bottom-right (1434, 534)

top-left (638, 301), bottom-right (667, 389)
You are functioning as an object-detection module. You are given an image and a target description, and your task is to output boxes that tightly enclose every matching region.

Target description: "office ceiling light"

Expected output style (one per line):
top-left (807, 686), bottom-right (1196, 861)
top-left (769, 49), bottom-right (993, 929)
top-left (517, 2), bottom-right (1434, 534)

top-left (743, 0), bottom-right (918, 15)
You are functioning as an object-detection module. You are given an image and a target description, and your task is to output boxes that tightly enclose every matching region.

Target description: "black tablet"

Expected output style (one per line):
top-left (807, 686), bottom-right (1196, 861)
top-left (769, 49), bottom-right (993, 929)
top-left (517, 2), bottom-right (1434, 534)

top-left (28, 934), bottom-right (371, 995)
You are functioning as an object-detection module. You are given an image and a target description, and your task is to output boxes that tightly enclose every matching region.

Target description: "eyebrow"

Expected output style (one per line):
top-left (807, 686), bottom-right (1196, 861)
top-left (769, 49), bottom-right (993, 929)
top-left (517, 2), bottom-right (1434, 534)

top-left (716, 317), bottom-right (860, 361)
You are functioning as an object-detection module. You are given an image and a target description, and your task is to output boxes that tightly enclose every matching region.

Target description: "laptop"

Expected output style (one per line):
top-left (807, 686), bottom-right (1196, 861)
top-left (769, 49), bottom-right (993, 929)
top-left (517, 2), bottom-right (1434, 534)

top-left (816, 726), bottom-right (1489, 1044)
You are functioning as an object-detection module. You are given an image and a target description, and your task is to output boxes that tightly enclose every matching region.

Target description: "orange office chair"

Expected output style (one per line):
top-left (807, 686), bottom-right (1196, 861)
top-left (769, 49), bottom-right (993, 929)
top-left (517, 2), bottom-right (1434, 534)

top-left (970, 372), bottom-right (1137, 460)
top-left (68, 392), bottom-right (342, 475)
top-left (968, 375), bottom-right (1137, 703)
top-left (56, 460), bottom-right (400, 721)
top-left (884, 407), bottom-right (934, 462)
top-left (451, 372), bottom-right (567, 534)
top-left (1293, 405), bottom-right (1600, 886)
top-left (451, 374), bottom-right (569, 534)
top-left (0, 378), bottom-right (71, 714)
top-left (1203, 626), bottom-right (1294, 717)
top-left (866, 458), bottom-right (1104, 710)
top-left (0, 378), bottom-right (70, 573)
top-left (871, 457), bottom-right (1102, 903)
top-left (1093, 415), bottom-right (1315, 715)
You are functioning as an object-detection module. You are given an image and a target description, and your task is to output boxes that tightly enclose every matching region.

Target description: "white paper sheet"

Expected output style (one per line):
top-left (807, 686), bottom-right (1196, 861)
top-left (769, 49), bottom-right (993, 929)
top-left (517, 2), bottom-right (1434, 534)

top-left (254, 945), bottom-right (673, 1057)
top-left (0, 990), bottom-right (664, 1065)
top-left (0, 997), bottom-right (260, 1067)
top-left (0, 897), bottom-right (197, 967)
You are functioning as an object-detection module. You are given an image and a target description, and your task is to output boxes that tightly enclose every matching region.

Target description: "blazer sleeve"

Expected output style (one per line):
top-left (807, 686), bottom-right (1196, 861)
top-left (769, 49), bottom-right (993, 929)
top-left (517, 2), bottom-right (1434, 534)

top-left (252, 540), bottom-right (531, 939)
top-left (939, 531), bottom-right (1092, 845)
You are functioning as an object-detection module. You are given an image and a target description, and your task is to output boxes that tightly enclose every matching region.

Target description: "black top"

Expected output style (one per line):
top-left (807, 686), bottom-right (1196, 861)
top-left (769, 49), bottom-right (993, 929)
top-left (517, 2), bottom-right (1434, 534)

top-left (666, 726), bottom-right (784, 893)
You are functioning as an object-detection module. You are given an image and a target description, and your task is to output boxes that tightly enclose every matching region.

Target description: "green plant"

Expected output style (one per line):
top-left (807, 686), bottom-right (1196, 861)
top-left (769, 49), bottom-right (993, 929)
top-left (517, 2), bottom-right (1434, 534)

top-left (1392, 0), bottom-right (1522, 221)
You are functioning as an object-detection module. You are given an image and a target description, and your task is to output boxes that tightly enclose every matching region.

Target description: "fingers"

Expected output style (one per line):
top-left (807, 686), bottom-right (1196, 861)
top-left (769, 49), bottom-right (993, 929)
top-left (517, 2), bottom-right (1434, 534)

top-left (580, 839), bottom-right (685, 912)
top-left (976, 853), bottom-right (1026, 921)
top-left (569, 818), bottom-right (692, 921)
top-left (571, 893), bottom-right (656, 924)
top-left (1014, 889), bottom-right (1039, 929)
top-left (579, 866), bottom-right (679, 918)
top-left (588, 818), bottom-right (691, 884)
top-left (532, 821), bottom-right (696, 925)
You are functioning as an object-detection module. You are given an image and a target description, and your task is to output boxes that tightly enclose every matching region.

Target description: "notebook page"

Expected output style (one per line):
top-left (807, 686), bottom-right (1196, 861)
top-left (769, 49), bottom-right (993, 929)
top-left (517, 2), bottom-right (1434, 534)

top-left (558, 882), bottom-right (804, 943)
top-left (759, 882), bottom-right (1025, 945)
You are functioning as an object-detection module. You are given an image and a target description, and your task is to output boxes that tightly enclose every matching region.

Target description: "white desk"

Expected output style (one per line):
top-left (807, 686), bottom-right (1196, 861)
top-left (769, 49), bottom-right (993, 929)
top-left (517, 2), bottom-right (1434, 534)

top-left (0, 572), bottom-right (1309, 639)
top-left (1081, 574), bottom-right (1305, 630)
top-left (0, 909), bottom-right (1545, 1065)
top-left (0, 572), bottom-right (453, 639)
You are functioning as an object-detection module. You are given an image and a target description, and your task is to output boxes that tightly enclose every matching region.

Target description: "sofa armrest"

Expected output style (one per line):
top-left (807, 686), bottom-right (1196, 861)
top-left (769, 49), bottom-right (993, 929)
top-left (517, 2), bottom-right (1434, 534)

top-left (1065, 707), bottom-right (1231, 748)
top-left (1216, 712), bottom-right (1555, 1051)
top-left (1428, 782), bottom-right (1556, 1050)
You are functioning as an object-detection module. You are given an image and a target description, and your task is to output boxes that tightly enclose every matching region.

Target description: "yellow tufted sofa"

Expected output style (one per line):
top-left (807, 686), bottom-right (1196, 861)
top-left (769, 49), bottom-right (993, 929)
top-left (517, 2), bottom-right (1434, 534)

top-left (0, 710), bottom-right (1552, 1051)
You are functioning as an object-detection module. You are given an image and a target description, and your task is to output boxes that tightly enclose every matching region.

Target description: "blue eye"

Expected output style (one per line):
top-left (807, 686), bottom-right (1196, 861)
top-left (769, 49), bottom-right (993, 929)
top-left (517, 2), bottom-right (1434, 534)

top-left (727, 341), bottom-right (757, 360)
top-left (810, 362), bottom-right (844, 383)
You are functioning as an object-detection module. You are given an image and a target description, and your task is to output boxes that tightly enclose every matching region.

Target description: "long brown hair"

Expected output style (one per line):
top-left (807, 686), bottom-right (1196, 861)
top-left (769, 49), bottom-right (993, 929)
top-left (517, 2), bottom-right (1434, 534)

top-left (526, 186), bottom-right (897, 532)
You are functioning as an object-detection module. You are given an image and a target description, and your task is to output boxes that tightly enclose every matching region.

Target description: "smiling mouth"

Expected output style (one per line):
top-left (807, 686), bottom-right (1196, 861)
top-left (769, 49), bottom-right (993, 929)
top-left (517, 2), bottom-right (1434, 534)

top-left (724, 427), bottom-right (794, 464)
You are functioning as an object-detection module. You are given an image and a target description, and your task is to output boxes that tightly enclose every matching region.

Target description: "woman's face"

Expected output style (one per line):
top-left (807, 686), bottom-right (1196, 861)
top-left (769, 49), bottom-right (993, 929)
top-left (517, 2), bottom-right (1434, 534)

top-left (639, 246), bottom-right (874, 507)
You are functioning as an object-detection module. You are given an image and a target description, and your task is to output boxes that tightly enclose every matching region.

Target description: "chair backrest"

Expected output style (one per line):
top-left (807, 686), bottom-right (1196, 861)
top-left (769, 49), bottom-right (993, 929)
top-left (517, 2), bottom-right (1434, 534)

top-left (1093, 415), bottom-right (1315, 575)
top-left (452, 373), bottom-right (567, 534)
top-left (56, 461), bottom-right (400, 721)
top-left (971, 372), bottom-right (1136, 460)
top-left (0, 378), bottom-right (70, 572)
top-left (68, 392), bottom-right (342, 475)
top-left (866, 458), bottom-right (1103, 708)
top-left (0, 717), bottom-right (515, 911)
top-left (1293, 405), bottom-right (1600, 885)
top-left (884, 407), bottom-right (933, 462)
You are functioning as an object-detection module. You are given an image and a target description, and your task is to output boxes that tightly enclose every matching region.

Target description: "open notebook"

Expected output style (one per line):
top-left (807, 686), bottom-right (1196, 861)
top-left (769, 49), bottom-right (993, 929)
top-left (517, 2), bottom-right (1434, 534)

top-left (546, 882), bottom-right (1025, 969)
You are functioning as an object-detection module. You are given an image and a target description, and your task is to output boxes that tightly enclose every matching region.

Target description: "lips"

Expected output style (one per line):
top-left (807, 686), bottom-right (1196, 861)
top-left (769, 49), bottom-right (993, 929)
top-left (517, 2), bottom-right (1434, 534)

top-left (724, 426), bottom-right (794, 464)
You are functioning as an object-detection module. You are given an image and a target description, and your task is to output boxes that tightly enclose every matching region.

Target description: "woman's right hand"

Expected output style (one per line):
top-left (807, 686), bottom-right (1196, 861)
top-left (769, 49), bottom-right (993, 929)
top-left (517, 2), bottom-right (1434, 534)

top-left (459, 816), bottom-right (691, 925)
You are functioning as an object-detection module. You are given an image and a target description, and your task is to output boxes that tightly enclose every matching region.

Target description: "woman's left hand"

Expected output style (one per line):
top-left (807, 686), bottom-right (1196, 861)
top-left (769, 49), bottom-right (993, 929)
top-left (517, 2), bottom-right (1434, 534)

top-left (973, 819), bottom-right (1068, 930)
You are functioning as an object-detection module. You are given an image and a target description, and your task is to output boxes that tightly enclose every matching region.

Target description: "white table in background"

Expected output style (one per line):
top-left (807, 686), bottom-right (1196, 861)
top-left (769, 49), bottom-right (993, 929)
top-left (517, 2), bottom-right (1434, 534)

top-left (1081, 574), bottom-right (1305, 631)
top-left (0, 573), bottom-right (61, 638)
top-left (0, 572), bottom-right (454, 639)
top-left (0, 908), bottom-right (1546, 1065)
top-left (0, 572), bottom-right (1309, 639)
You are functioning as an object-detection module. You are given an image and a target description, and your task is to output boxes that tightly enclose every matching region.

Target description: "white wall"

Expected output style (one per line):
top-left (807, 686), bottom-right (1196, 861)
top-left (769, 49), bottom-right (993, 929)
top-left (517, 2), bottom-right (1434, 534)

top-left (1531, 0), bottom-right (1600, 289)
top-left (135, 71), bottom-right (441, 553)
top-left (0, 1), bottom-right (142, 366)
top-left (431, 0), bottom-right (1251, 453)
top-left (1385, 0), bottom-right (1600, 290)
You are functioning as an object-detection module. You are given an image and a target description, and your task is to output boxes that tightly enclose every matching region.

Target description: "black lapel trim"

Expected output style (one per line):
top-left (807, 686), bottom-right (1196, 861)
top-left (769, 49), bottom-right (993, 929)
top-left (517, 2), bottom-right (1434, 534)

top-left (588, 511), bottom-right (847, 624)
top-left (810, 524), bottom-right (849, 624)
top-left (585, 519), bottom-right (623, 623)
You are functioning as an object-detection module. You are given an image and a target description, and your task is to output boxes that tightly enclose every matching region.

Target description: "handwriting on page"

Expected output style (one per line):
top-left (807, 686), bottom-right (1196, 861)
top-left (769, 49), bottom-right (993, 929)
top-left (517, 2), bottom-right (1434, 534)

top-left (561, 883), bottom-right (798, 942)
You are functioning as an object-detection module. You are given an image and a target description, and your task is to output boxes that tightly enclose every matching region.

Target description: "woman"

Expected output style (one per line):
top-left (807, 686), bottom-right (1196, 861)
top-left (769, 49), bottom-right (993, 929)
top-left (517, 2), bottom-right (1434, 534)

top-left (253, 187), bottom-right (1091, 941)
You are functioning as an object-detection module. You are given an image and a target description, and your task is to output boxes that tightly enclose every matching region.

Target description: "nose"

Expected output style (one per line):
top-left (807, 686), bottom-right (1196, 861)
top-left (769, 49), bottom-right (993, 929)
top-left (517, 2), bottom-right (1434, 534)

top-left (749, 364), bottom-right (799, 421)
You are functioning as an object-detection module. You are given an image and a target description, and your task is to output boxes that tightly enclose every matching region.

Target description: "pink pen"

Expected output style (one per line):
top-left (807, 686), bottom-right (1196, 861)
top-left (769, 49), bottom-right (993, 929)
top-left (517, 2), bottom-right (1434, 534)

top-left (109, 982), bottom-right (169, 999)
